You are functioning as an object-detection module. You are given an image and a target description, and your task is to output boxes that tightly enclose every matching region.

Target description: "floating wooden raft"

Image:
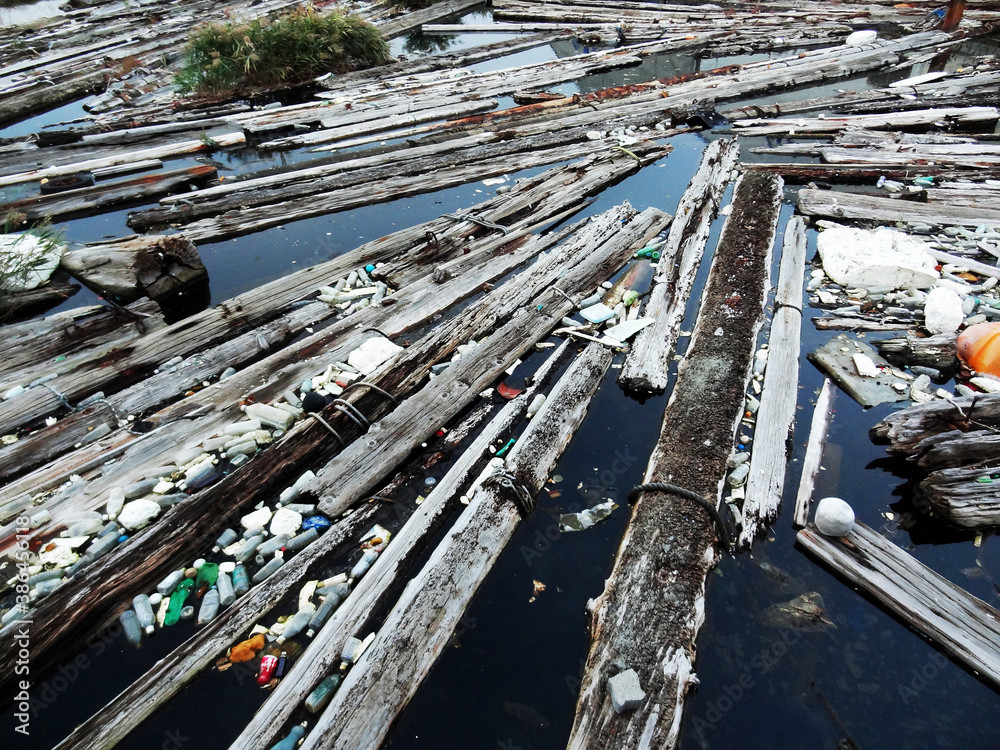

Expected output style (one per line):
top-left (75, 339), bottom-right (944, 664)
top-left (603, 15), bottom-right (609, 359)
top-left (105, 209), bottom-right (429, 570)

top-left (569, 172), bottom-right (783, 750)
top-left (798, 521), bottom-right (1000, 689)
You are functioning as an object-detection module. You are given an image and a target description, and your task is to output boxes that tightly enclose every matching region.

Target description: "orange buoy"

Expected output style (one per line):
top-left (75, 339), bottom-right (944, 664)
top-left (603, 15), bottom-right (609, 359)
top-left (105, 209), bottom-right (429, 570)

top-left (957, 322), bottom-right (1000, 376)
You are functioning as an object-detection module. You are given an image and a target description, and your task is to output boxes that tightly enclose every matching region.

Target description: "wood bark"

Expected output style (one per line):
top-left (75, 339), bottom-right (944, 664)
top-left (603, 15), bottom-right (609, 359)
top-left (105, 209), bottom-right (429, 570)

top-left (568, 172), bottom-right (783, 750)
top-left (794, 378), bottom-right (837, 528)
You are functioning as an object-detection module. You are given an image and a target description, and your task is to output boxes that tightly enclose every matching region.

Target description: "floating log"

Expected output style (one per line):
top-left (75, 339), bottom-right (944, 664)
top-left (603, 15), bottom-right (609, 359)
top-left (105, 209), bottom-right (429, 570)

top-left (233, 340), bottom-right (576, 748)
top-left (794, 377), bottom-right (838, 528)
top-left (0, 165), bottom-right (217, 223)
top-left (374, 0), bottom-right (482, 39)
top-left (739, 215), bottom-right (807, 547)
top-left (798, 188), bottom-right (1000, 228)
top-left (870, 391), bottom-right (1000, 455)
top-left (875, 331), bottom-right (959, 370)
top-left (0, 281), bottom-right (80, 320)
top-left (60, 235), bottom-right (207, 303)
top-left (569, 172), bottom-right (783, 749)
top-left (921, 464), bottom-right (1000, 528)
top-left (299, 343), bottom-right (614, 750)
top-left (0, 199), bottom-right (666, 697)
top-left (798, 520), bottom-right (1000, 689)
top-left (743, 162), bottom-right (1000, 184)
top-left (731, 106), bottom-right (1000, 136)
top-left (619, 137), bottom-right (740, 392)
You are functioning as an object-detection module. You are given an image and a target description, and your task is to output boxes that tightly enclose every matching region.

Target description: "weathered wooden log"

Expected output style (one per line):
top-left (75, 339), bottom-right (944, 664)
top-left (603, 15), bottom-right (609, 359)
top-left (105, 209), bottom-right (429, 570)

top-left (921, 464), bottom-right (1000, 527)
top-left (731, 106), bottom-right (1000, 136)
top-left (739, 215), bottom-right (807, 547)
top-left (568, 172), bottom-right (783, 749)
top-left (875, 331), bottom-right (959, 370)
top-left (0, 199), bottom-right (666, 698)
top-left (0, 281), bottom-right (80, 320)
top-left (60, 234), bottom-right (206, 303)
top-left (798, 520), bottom-right (1000, 688)
top-left (743, 162), bottom-right (1000, 184)
top-left (232, 340), bottom-right (576, 749)
top-left (813, 317), bottom-right (915, 331)
top-left (0, 165), bottom-right (217, 222)
top-left (870, 391), bottom-right (1000, 454)
top-left (619, 137), bottom-right (739, 392)
top-left (298, 343), bottom-right (614, 750)
top-left (794, 377), bottom-right (837, 528)
top-left (798, 187), bottom-right (1000, 228)
top-left (377, 0), bottom-right (482, 38)
top-left (913, 429), bottom-right (1000, 469)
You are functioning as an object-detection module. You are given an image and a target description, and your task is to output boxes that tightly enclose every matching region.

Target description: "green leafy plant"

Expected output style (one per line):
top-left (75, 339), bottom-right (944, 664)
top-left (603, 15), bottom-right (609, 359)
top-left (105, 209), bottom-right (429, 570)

top-left (0, 215), bottom-right (66, 316)
top-left (177, 5), bottom-right (390, 96)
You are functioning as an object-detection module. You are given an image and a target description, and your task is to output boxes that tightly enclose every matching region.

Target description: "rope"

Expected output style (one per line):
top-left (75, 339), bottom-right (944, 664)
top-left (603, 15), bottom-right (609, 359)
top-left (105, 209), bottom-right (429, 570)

top-left (627, 482), bottom-right (732, 551)
top-left (483, 470), bottom-right (535, 518)
top-left (442, 212), bottom-right (510, 236)
top-left (41, 384), bottom-right (75, 412)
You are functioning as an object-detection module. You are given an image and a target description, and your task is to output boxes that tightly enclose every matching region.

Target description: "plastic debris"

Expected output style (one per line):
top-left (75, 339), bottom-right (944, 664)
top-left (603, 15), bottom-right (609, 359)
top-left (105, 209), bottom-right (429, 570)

top-left (559, 500), bottom-right (617, 532)
top-left (306, 674), bottom-right (342, 713)
top-left (924, 287), bottom-right (964, 334)
top-left (608, 668), bottom-right (646, 713)
top-left (759, 591), bottom-right (835, 631)
top-left (579, 303), bottom-right (615, 324)
top-left (815, 496), bottom-right (855, 537)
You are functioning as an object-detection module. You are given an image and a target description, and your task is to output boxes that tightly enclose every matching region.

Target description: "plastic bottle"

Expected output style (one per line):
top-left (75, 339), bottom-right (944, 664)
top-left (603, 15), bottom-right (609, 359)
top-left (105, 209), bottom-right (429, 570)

top-left (259, 534), bottom-right (291, 558)
top-left (133, 594), bottom-right (156, 635)
top-left (27, 569), bottom-right (64, 587)
top-left (66, 518), bottom-right (103, 537)
top-left (236, 534), bottom-right (266, 563)
top-left (97, 520), bottom-right (121, 538)
top-left (306, 593), bottom-right (341, 637)
top-left (305, 674), bottom-right (342, 713)
top-left (164, 579), bottom-right (194, 626)
top-left (32, 579), bottom-right (61, 598)
top-left (283, 527), bottom-right (318, 553)
top-left (276, 605), bottom-right (316, 644)
top-left (197, 587), bottom-right (220, 625)
top-left (214, 528), bottom-right (239, 552)
top-left (106, 487), bottom-right (126, 519)
top-left (269, 722), bottom-right (308, 750)
top-left (66, 554), bottom-right (94, 578)
top-left (157, 569), bottom-right (185, 597)
top-left (276, 651), bottom-right (288, 678)
top-left (526, 394), bottom-right (545, 418)
top-left (195, 562), bottom-right (219, 589)
top-left (217, 571), bottom-right (236, 607)
top-left (232, 564), bottom-right (250, 597)
top-left (252, 556), bottom-right (285, 584)
top-left (120, 610), bottom-right (142, 646)
top-left (349, 549), bottom-right (378, 580)
top-left (316, 581), bottom-right (351, 600)
top-left (87, 533), bottom-right (120, 561)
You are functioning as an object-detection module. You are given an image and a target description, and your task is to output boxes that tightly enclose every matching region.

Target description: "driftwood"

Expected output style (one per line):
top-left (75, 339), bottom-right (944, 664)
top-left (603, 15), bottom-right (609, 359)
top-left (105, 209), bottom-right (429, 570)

top-left (569, 172), bottom-right (783, 749)
top-left (234, 342), bottom-right (577, 749)
top-left (60, 235), bottom-right (206, 303)
top-left (798, 521), bottom-right (1000, 688)
top-left (619, 138), bottom-right (740, 391)
top-left (794, 378), bottom-right (838, 529)
top-left (0, 282), bottom-right (80, 319)
top-left (731, 106), bottom-right (999, 136)
top-left (298, 343), bottom-right (614, 750)
top-left (0, 200), bottom-right (667, 697)
top-left (0, 165), bottom-right (217, 223)
top-left (798, 188), bottom-right (1000, 228)
top-left (921, 464), bottom-right (1000, 527)
top-left (875, 331), bottom-right (959, 370)
top-left (870, 391), bottom-right (1000, 455)
top-left (739, 215), bottom-right (807, 547)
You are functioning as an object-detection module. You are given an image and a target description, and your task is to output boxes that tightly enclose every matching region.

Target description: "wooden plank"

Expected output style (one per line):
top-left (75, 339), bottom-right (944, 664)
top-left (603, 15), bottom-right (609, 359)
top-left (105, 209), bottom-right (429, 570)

top-left (738, 215), bottom-right (807, 547)
top-left (731, 106), bottom-right (1000, 136)
top-left (798, 521), bottom-right (1000, 688)
top-left (798, 188), bottom-right (1000, 228)
top-left (921, 464), bottom-right (1000, 528)
top-left (619, 138), bottom-right (739, 392)
top-left (793, 377), bottom-right (837, 528)
top-left (298, 344), bottom-right (614, 750)
top-left (568, 172), bottom-right (783, 750)
top-left (232, 340), bottom-right (577, 749)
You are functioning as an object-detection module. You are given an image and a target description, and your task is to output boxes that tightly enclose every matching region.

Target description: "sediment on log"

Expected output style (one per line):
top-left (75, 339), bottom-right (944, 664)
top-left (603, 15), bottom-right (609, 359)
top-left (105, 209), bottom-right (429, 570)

top-left (798, 521), bottom-right (1000, 688)
top-left (233, 341), bottom-right (577, 749)
top-left (619, 137), bottom-right (740, 392)
top-left (298, 344), bottom-right (614, 750)
top-left (568, 172), bottom-right (783, 749)
top-left (738, 214), bottom-right (807, 548)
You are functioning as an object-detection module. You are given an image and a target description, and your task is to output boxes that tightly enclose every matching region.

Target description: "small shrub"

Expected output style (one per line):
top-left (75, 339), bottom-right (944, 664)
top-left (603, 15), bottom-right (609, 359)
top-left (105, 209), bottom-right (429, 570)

top-left (177, 5), bottom-right (390, 96)
top-left (0, 216), bottom-right (66, 316)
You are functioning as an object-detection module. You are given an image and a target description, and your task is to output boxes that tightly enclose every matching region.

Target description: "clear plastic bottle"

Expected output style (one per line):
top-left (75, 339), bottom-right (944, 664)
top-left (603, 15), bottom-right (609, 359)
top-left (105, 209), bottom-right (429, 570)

top-left (349, 549), bottom-right (378, 580)
top-left (133, 594), bottom-right (156, 635)
top-left (120, 610), bottom-right (142, 646)
top-left (306, 593), bottom-right (342, 637)
top-left (305, 674), bottom-right (342, 713)
top-left (252, 556), bottom-right (284, 584)
top-left (276, 605), bottom-right (315, 644)
top-left (197, 587), bottom-right (220, 625)
top-left (156, 569), bottom-right (185, 597)
top-left (217, 571), bottom-right (236, 607)
top-left (283, 527), bottom-right (318, 553)
top-left (214, 528), bottom-right (239, 552)
top-left (236, 533), bottom-right (266, 563)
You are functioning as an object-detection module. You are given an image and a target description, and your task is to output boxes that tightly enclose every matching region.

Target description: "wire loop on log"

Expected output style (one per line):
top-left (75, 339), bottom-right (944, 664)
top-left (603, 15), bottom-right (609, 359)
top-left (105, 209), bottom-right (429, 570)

top-left (627, 482), bottom-right (733, 551)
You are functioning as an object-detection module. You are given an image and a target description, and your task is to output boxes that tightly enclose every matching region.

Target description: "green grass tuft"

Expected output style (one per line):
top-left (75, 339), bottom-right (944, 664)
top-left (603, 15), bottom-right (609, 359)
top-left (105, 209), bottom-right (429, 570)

top-left (177, 5), bottom-right (390, 96)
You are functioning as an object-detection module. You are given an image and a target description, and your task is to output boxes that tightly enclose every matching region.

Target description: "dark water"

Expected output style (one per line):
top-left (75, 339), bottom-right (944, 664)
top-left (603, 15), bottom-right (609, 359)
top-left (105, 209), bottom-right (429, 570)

top-left (3, 11), bottom-right (1000, 750)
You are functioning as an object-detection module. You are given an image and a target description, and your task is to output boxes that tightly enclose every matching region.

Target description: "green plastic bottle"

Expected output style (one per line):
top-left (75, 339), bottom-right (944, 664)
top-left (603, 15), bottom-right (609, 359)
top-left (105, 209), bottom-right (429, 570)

top-left (195, 562), bottom-right (219, 589)
top-left (305, 674), bottom-right (342, 713)
top-left (164, 578), bottom-right (194, 626)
